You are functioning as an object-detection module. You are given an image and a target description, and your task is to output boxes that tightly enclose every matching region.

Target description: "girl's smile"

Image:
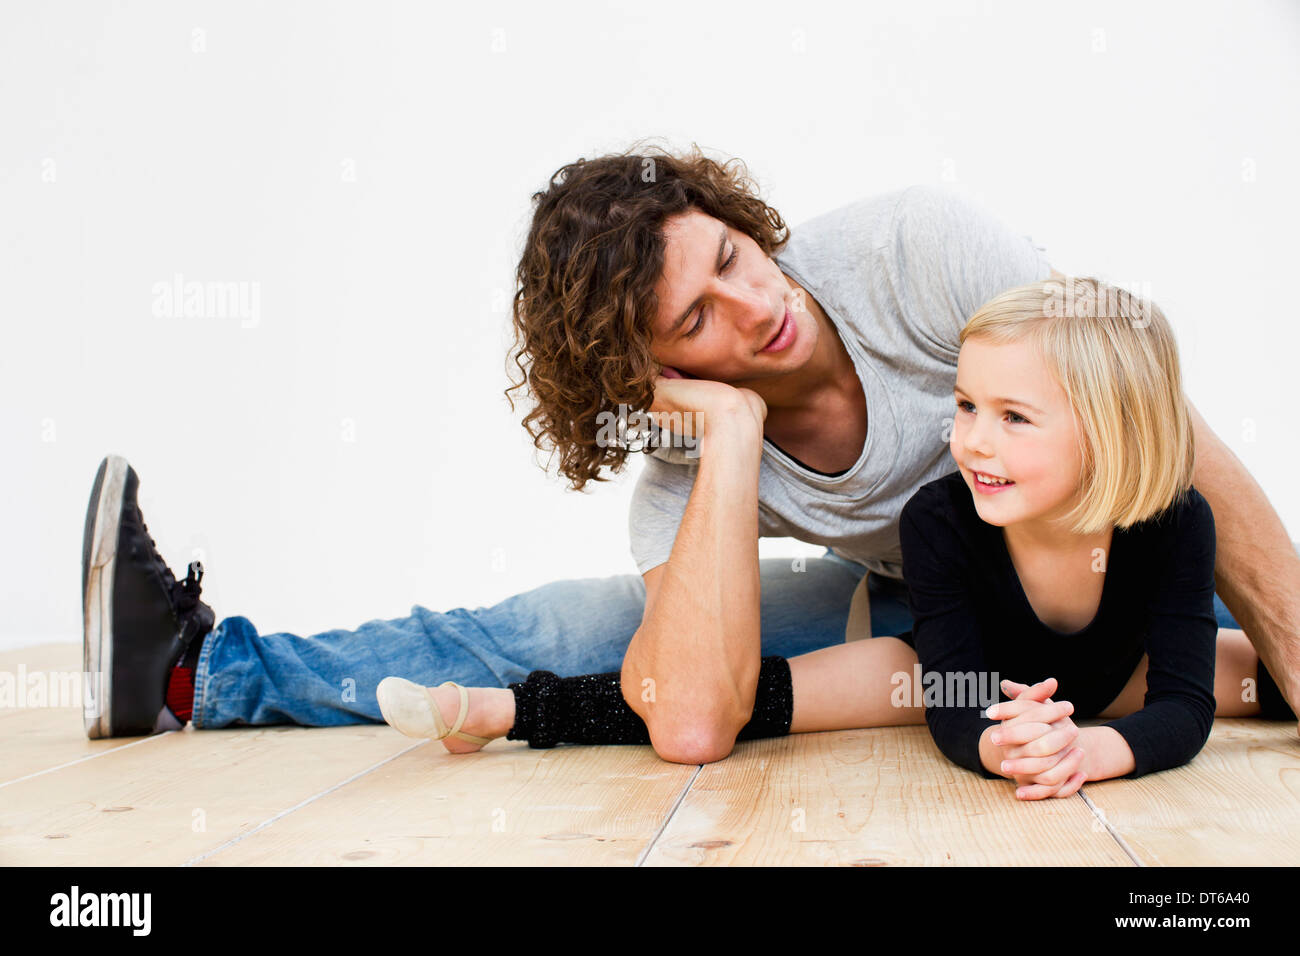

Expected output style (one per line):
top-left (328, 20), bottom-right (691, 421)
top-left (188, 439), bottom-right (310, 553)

top-left (972, 471), bottom-right (1016, 494)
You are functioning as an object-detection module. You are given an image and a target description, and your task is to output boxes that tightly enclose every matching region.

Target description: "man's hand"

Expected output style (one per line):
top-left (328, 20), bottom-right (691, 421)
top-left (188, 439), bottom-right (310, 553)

top-left (650, 371), bottom-right (767, 444)
top-left (987, 677), bottom-right (1087, 800)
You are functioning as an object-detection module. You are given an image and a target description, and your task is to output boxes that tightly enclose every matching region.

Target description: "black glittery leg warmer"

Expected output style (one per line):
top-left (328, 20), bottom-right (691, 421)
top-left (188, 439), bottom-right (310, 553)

top-left (1257, 657), bottom-right (1297, 720)
top-left (505, 655), bottom-right (794, 749)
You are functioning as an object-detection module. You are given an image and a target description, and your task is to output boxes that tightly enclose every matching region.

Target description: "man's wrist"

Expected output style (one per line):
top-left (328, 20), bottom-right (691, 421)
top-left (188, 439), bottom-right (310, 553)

top-left (699, 405), bottom-right (764, 458)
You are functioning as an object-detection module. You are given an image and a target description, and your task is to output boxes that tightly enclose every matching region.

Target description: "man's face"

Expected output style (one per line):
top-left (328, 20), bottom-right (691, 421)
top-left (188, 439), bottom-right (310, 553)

top-left (649, 208), bottom-right (816, 384)
top-left (949, 337), bottom-right (1087, 531)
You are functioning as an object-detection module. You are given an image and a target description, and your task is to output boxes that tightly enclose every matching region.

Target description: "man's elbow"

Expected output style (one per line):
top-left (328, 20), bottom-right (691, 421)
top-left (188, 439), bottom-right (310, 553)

top-left (635, 695), bottom-right (752, 765)
top-left (621, 642), bottom-right (757, 764)
top-left (647, 719), bottom-right (740, 765)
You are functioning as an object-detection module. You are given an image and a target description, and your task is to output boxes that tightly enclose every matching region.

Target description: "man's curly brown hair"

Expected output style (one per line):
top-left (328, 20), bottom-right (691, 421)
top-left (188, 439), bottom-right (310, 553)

top-left (504, 138), bottom-right (790, 493)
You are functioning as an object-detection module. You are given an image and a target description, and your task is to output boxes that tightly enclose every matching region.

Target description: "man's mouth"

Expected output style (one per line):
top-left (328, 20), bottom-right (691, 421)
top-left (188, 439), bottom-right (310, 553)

top-left (760, 309), bottom-right (794, 352)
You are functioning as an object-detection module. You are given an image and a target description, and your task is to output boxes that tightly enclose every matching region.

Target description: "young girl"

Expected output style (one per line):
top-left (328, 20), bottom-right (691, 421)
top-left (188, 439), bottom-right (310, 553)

top-left (376, 276), bottom-right (1295, 800)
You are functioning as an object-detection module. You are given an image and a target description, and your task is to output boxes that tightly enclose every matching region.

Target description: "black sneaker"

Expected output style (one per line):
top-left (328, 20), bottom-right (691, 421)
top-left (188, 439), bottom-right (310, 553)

top-left (81, 455), bottom-right (215, 738)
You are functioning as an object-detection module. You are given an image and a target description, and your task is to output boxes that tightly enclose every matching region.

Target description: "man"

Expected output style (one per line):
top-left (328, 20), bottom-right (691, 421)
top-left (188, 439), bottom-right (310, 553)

top-left (82, 143), bottom-right (1300, 747)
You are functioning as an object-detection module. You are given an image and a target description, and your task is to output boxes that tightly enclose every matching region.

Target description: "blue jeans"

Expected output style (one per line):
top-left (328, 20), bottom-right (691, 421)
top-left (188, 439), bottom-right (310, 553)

top-left (190, 547), bottom-right (1244, 729)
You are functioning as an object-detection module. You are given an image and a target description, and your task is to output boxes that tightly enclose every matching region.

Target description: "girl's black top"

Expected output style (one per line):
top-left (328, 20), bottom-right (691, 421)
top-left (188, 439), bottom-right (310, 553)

top-left (897, 470), bottom-right (1218, 779)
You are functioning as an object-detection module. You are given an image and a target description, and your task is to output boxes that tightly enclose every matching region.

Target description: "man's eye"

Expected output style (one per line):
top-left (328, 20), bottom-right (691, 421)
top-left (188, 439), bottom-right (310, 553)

top-left (684, 246), bottom-right (739, 338)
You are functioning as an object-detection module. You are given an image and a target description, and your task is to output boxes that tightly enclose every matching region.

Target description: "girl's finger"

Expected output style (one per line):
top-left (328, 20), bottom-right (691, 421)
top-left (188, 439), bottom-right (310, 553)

top-left (986, 697), bottom-right (1037, 720)
top-left (1015, 766), bottom-right (1081, 800)
top-left (1000, 752), bottom-right (1062, 777)
top-left (1028, 747), bottom-right (1084, 787)
top-left (1005, 726), bottom-right (1080, 761)
top-left (1001, 677), bottom-right (1055, 703)
top-left (1017, 676), bottom-right (1057, 696)
top-left (990, 720), bottom-right (1053, 748)
top-left (1005, 744), bottom-right (1081, 778)
top-left (988, 697), bottom-right (1073, 723)
top-left (1012, 700), bottom-right (1075, 727)
top-left (1052, 770), bottom-right (1088, 799)
top-left (1014, 781), bottom-right (1060, 800)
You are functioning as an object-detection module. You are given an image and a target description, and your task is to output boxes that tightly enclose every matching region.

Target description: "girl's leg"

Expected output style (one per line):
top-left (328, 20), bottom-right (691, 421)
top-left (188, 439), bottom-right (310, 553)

top-left (403, 566), bottom-right (926, 755)
top-left (414, 636), bottom-right (925, 756)
top-left (411, 656), bottom-right (794, 757)
top-left (788, 636), bottom-right (925, 731)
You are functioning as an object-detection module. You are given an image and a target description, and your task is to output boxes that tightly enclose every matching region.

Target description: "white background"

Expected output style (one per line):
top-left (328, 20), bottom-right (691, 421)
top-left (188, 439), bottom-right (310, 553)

top-left (4, 1), bottom-right (1298, 649)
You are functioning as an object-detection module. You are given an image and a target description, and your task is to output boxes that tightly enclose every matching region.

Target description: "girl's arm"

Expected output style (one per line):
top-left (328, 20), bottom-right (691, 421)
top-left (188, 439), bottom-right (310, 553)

top-left (898, 494), bottom-right (1007, 778)
top-left (1094, 489), bottom-right (1219, 778)
top-left (1074, 726), bottom-right (1135, 779)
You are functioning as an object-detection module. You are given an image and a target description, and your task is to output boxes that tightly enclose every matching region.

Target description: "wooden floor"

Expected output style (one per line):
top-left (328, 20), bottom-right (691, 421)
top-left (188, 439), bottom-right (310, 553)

top-left (3, 642), bottom-right (1298, 866)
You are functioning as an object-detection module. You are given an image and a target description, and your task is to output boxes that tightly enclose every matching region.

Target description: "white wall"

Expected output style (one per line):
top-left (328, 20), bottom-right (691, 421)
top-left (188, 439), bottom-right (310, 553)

top-left (4, 0), bottom-right (1297, 648)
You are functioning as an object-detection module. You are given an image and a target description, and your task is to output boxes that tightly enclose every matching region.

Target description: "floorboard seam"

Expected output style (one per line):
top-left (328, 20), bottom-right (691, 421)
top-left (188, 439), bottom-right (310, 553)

top-left (1078, 788), bottom-right (1144, 866)
top-left (0, 730), bottom-right (173, 790)
top-left (634, 764), bottom-right (703, 867)
top-left (178, 739), bottom-right (429, 866)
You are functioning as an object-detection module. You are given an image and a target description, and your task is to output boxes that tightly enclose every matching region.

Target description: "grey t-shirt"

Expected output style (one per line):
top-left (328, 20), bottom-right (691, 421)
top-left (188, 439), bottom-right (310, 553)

top-left (626, 184), bottom-right (1052, 580)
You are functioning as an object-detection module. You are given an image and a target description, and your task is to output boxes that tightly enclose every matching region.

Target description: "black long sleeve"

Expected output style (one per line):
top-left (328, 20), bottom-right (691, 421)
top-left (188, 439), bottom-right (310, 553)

top-left (897, 471), bottom-right (1219, 781)
top-left (1099, 493), bottom-right (1218, 777)
top-left (898, 498), bottom-right (1002, 778)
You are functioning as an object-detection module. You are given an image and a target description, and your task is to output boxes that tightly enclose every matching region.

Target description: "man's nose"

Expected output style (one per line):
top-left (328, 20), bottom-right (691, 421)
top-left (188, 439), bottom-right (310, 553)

top-left (719, 282), bottom-right (772, 329)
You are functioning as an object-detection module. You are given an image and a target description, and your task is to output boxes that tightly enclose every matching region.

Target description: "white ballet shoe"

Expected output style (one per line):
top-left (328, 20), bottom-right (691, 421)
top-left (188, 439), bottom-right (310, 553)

top-left (375, 677), bottom-right (493, 745)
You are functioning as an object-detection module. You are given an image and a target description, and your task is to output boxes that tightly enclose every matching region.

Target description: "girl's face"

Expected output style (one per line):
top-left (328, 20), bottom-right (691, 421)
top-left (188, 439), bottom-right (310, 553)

top-left (949, 337), bottom-right (1087, 536)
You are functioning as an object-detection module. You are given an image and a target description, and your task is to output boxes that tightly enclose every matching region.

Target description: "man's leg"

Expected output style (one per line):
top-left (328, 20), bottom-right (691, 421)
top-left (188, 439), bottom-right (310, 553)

top-left (192, 551), bottom-right (867, 728)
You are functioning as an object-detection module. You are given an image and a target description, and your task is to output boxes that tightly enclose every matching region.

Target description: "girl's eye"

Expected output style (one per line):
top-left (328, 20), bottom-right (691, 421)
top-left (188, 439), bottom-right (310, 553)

top-left (684, 245), bottom-right (740, 338)
top-left (955, 399), bottom-right (1029, 425)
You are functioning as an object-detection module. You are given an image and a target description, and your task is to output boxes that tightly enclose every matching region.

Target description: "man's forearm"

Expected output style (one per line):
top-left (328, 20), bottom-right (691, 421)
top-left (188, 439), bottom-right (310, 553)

top-left (1189, 402), bottom-right (1300, 710)
top-left (623, 411), bottom-right (765, 752)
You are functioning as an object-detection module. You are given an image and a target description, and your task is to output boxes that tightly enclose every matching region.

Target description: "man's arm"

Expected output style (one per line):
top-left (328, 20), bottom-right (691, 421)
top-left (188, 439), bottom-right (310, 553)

top-left (1186, 399), bottom-right (1300, 722)
top-left (622, 404), bottom-right (766, 764)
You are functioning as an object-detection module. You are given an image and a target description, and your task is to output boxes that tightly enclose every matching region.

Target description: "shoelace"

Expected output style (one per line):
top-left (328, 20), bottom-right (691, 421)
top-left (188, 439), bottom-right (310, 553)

top-left (173, 561), bottom-right (205, 616)
top-left (134, 504), bottom-right (202, 613)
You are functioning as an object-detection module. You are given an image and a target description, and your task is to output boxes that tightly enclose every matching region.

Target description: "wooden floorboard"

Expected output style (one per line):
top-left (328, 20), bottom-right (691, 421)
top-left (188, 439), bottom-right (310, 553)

top-left (0, 642), bottom-right (159, 784)
top-left (4, 643), bottom-right (1298, 866)
top-left (1077, 718), bottom-right (1300, 866)
top-left (640, 728), bottom-right (1131, 866)
top-left (0, 720), bottom-right (420, 866)
top-left (196, 740), bottom-right (698, 866)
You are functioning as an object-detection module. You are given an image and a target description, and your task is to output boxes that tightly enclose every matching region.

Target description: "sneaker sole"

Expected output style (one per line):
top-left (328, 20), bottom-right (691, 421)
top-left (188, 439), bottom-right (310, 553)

top-left (83, 455), bottom-right (127, 739)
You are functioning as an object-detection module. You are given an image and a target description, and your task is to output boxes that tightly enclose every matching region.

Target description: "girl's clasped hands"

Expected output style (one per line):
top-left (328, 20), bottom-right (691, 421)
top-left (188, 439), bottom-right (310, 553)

top-left (986, 676), bottom-right (1089, 800)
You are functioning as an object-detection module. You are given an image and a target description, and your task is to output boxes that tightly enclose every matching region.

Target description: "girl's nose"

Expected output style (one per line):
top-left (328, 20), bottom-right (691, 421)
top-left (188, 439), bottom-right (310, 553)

top-left (961, 418), bottom-right (994, 457)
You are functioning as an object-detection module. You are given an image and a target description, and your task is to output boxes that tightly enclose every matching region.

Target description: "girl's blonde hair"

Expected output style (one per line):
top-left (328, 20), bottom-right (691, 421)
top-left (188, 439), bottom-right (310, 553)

top-left (959, 276), bottom-right (1195, 535)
